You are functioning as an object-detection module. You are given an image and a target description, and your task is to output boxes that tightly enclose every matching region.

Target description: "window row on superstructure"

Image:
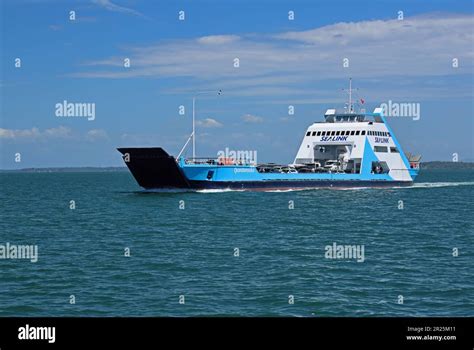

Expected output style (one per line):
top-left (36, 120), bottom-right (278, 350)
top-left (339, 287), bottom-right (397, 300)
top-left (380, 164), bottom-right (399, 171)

top-left (305, 129), bottom-right (391, 137)
top-left (306, 130), bottom-right (365, 137)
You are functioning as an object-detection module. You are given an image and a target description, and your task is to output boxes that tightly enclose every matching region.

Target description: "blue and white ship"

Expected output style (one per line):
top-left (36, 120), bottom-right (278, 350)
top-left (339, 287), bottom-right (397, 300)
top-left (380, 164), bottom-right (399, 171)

top-left (118, 80), bottom-right (421, 190)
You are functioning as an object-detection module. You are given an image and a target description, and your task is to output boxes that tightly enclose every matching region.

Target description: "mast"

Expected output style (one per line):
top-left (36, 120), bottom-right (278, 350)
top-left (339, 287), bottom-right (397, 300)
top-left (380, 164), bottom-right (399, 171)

top-left (343, 77), bottom-right (357, 114)
top-left (176, 90), bottom-right (220, 162)
top-left (349, 78), bottom-right (352, 113)
top-left (192, 96), bottom-right (196, 160)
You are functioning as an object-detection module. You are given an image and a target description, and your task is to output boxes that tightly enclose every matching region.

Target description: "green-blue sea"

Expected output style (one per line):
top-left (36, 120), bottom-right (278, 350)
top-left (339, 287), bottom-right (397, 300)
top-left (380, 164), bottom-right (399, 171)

top-left (0, 169), bottom-right (473, 316)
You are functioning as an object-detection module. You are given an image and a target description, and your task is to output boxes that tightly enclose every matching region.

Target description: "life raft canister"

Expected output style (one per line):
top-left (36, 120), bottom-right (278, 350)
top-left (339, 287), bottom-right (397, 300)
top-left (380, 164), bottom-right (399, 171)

top-left (218, 157), bottom-right (235, 165)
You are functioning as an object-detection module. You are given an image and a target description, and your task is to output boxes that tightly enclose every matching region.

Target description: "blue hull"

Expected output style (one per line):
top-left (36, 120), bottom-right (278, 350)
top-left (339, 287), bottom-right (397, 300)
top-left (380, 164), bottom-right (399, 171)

top-left (118, 147), bottom-right (414, 190)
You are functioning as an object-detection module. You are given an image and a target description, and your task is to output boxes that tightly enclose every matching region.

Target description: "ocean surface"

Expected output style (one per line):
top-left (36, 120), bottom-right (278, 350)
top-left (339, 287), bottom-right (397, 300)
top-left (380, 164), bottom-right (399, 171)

top-left (0, 169), bottom-right (473, 317)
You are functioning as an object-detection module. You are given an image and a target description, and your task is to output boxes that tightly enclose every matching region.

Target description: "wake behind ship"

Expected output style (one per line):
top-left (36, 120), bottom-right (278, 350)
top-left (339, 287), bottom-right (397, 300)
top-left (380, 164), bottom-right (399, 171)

top-left (118, 81), bottom-right (421, 190)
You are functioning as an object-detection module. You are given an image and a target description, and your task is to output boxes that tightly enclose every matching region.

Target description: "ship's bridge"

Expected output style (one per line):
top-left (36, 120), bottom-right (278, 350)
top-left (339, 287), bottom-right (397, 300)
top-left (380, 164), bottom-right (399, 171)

top-left (323, 108), bottom-right (384, 123)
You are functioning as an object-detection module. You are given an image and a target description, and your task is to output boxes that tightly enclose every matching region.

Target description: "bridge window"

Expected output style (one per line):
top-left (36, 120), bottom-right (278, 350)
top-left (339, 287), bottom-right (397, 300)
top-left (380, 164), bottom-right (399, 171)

top-left (355, 130), bottom-right (360, 135)
top-left (306, 131), bottom-right (311, 136)
top-left (350, 130), bottom-right (355, 135)
top-left (317, 131), bottom-right (321, 136)
top-left (336, 131), bottom-right (340, 136)
top-left (361, 130), bottom-right (366, 135)
top-left (345, 130), bottom-right (350, 135)
top-left (322, 131), bottom-right (326, 136)
top-left (390, 147), bottom-right (399, 153)
top-left (374, 146), bottom-right (388, 153)
top-left (331, 131), bottom-right (336, 136)
top-left (311, 131), bottom-right (316, 136)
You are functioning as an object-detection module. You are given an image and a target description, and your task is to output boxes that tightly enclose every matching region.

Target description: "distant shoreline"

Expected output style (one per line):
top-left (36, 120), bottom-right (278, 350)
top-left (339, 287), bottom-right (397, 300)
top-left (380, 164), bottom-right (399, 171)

top-left (0, 161), bottom-right (473, 172)
top-left (420, 161), bottom-right (474, 169)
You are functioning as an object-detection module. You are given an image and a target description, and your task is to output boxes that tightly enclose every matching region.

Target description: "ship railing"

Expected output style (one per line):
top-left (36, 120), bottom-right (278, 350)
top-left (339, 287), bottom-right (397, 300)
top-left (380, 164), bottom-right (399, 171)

top-left (184, 157), bottom-right (256, 166)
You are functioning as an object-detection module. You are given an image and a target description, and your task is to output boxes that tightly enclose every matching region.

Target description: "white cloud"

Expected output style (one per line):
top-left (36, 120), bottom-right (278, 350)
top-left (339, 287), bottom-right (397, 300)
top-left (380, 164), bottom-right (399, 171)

top-left (0, 127), bottom-right (39, 139)
top-left (0, 127), bottom-right (110, 142)
top-left (91, 0), bottom-right (147, 18)
top-left (86, 129), bottom-right (109, 141)
top-left (44, 126), bottom-right (72, 138)
top-left (0, 126), bottom-right (71, 140)
top-left (69, 14), bottom-right (473, 99)
top-left (275, 14), bottom-right (473, 46)
top-left (242, 114), bottom-right (264, 123)
top-left (197, 35), bottom-right (240, 45)
top-left (196, 118), bottom-right (223, 128)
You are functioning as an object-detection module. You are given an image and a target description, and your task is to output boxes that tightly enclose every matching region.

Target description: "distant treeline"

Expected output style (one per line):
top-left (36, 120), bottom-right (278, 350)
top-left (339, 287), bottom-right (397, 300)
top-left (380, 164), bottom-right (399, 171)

top-left (421, 161), bottom-right (474, 169)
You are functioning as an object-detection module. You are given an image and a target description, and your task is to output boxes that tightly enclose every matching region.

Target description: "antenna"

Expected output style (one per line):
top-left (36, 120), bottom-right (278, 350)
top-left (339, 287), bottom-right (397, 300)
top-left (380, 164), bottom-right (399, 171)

top-left (342, 78), bottom-right (358, 114)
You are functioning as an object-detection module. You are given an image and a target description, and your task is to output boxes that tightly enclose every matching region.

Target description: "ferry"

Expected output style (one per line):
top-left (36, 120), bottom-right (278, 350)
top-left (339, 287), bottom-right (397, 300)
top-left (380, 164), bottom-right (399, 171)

top-left (118, 80), bottom-right (421, 190)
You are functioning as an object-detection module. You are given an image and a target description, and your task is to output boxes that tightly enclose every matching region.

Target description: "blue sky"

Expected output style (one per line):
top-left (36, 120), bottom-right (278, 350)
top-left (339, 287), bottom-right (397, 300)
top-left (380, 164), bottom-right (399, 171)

top-left (1, 0), bottom-right (473, 168)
